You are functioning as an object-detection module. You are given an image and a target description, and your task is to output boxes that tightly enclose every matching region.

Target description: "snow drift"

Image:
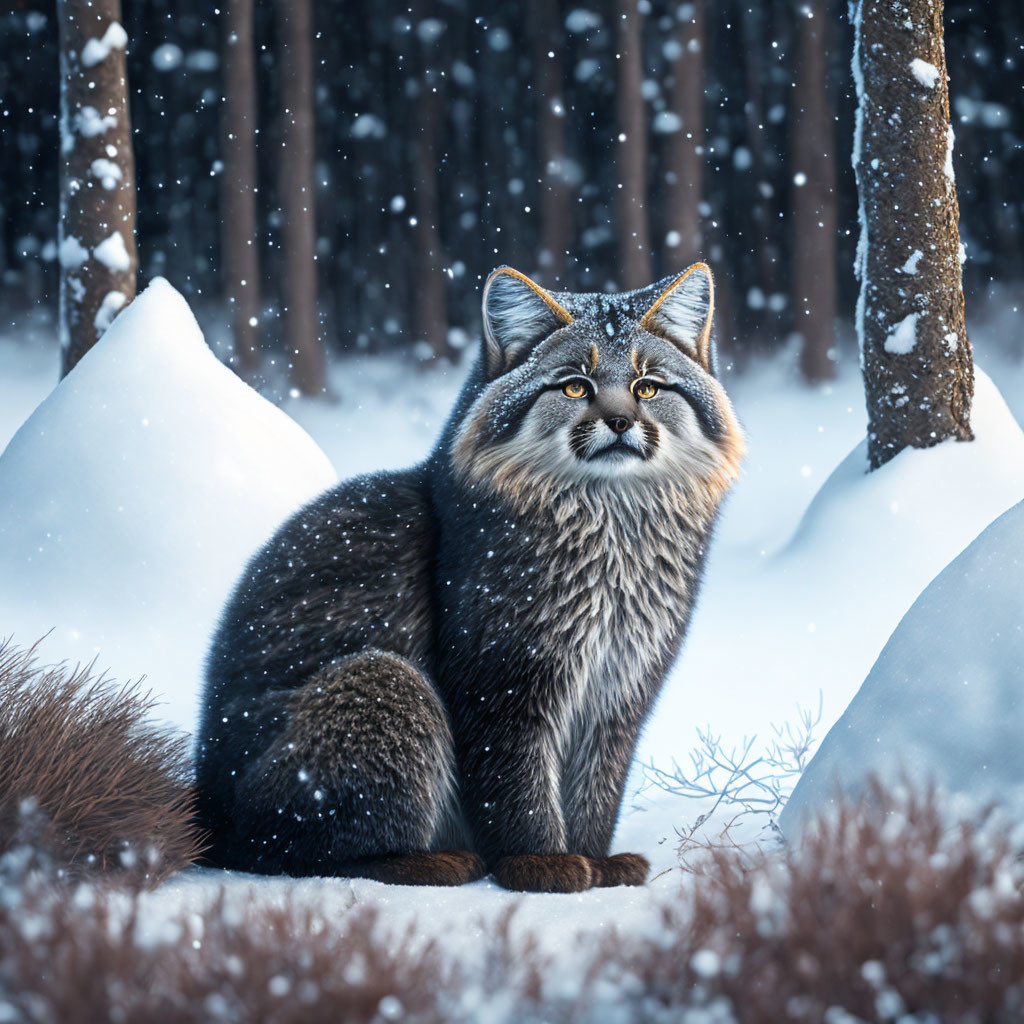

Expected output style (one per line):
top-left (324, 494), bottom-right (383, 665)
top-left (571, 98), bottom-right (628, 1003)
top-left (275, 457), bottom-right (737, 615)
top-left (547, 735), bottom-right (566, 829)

top-left (640, 369), bottom-right (1024, 763)
top-left (780, 496), bottom-right (1024, 836)
top-left (623, 369), bottom-right (1024, 863)
top-left (0, 279), bottom-right (337, 732)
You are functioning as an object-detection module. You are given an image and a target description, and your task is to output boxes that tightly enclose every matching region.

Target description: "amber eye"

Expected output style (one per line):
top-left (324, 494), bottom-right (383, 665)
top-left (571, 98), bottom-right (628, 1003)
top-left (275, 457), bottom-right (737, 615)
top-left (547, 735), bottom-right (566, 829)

top-left (562, 379), bottom-right (588, 399)
top-left (634, 380), bottom-right (659, 400)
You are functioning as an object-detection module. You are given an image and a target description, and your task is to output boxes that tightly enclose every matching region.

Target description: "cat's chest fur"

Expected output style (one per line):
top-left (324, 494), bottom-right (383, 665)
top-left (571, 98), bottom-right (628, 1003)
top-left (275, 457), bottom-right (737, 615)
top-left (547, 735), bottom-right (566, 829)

top-left (449, 486), bottom-right (710, 714)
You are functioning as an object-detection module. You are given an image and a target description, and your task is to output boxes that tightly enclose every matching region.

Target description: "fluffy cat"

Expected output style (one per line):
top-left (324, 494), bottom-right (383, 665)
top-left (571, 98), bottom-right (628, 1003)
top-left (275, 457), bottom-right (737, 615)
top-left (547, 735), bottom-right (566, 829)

top-left (196, 263), bottom-right (744, 892)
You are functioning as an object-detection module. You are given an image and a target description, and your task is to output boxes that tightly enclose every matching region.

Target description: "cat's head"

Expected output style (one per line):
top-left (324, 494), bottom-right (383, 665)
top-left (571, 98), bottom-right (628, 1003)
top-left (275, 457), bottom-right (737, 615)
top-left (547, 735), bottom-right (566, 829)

top-left (452, 264), bottom-right (745, 508)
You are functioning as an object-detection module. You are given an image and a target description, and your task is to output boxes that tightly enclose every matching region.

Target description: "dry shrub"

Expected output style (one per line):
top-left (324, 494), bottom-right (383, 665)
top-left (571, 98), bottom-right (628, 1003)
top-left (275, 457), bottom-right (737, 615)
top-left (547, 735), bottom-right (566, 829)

top-left (0, 638), bottom-right (202, 885)
top-left (2, 781), bottom-right (1023, 1022)
top-left (1, 662), bottom-right (1022, 1024)
top-left (582, 779), bottom-right (1024, 1023)
top-left (0, 851), bottom-right (464, 1024)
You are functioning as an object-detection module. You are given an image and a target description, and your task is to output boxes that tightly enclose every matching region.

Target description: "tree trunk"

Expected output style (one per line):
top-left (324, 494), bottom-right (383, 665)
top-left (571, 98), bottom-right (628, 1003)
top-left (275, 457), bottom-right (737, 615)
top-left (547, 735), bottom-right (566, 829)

top-left (220, 0), bottom-right (262, 378)
top-left (411, 18), bottom-right (449, 361)
top-left (853, 0), bottom-right (973, 469)
top-left (739, 0), bottom-right (780, 314)
top-left (615, 0), bottom-right (652, 290)
top-left (529, 0), bottom-right (571, 284)
top-left (662, 0), bottom-right (705, 270)
top-left (792, 0), bottom-right (837, 382)
top-left (57, 0), bottom-right (136, 377)
top-left (276, 0), bottom-right (325, 395)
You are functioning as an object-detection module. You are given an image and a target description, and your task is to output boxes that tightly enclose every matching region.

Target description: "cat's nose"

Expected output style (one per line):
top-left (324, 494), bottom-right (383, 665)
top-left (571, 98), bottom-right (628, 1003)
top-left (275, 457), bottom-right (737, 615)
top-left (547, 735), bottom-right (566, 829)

top-left (606, 416), bottom-right (634, 434)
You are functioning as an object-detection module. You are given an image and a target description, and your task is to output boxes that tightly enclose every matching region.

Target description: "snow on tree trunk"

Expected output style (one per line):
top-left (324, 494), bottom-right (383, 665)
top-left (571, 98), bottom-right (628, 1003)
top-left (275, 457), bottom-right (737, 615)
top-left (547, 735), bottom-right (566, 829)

top-left (57, 0), bottom-right (136, 377)
top-left (276, 0), bottom-right (325, 396)
top-left (529, 0), bottom-right (571, 283)
top-left (663, 0), bottom-right (705, 268)
top-left (792, 0), bottom-right (838, 383)
top-left (220, 0), bottom-right (262, 378)
top-left (852, 0), bottom-right (974, 470)
top-left (615, 0), bottom-right (652, 290)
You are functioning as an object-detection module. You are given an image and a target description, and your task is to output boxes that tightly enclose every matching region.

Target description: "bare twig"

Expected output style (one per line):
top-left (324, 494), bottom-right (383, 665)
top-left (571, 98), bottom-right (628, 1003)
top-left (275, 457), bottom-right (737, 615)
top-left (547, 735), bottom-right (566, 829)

top-left (639, 694), bottom-right (823, 866)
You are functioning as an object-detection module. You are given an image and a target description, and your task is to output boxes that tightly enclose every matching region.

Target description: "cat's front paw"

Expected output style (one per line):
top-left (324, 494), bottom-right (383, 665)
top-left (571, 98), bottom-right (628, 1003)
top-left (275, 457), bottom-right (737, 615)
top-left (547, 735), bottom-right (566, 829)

top-left (588, 852), bottom-right (650, 887)
top-left (356, 849), bottom-right (487, 886)
top-left (491, 853), bottom-right (594, 893)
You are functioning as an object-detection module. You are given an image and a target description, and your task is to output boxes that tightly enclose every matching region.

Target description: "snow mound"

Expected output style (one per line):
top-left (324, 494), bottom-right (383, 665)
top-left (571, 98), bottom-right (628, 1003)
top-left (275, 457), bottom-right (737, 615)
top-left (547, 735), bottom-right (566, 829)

top-left (0, 278), bottom-right (337, 732)
top-left (638, 370), bottom-right (1024, 779)
top-left (780, 497), bottom-right (1024, 836)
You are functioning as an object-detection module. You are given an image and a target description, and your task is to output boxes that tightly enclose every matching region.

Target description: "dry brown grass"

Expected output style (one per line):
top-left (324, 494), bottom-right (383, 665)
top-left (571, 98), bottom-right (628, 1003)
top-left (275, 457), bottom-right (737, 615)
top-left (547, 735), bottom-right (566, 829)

top-left (1, 643), bottom-right (1022, 1020)
top-left (0, 874), bottom-right (457, 1024)
top-left (0, 638), bottom-right (203, 885)
top-left (582, 779), bottom-right (1024, 1023)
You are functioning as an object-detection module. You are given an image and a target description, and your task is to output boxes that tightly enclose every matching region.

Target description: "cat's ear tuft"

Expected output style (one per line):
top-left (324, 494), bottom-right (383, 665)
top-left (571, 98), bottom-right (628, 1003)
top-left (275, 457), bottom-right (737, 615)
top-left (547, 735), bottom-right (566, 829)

top-left (640, 263), bottom-right (716, 372)
top-left (482, 267), bottom-right (572, 377)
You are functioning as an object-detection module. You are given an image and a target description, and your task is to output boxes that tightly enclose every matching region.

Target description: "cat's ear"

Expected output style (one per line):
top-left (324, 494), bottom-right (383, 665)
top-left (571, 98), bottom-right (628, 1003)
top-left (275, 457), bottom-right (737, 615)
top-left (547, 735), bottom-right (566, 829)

top-left (481, 266), bottom-right (573, 377)
top-left (640, 263), bottom-right (716, 373)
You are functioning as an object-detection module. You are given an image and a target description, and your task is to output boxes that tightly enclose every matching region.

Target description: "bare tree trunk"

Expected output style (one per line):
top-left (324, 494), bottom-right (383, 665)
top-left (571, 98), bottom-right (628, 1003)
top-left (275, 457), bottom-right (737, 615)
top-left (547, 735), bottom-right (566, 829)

top-left (529, 0), bottom-right (571, 284)
top-left (220, 0), bottom-right (261, 378)
top-left (739, 1), bottom-right (782, 319)
top-left (411, 18), bottom-right (449, 361)
top-left (853, 0), bottom-right (974, 469)
top-left (57, 0), bottom-right (136, 377)
top-left (792, 0), bottom-right (837, 382)
top-left (276, 0), bottom-right (325, 395)
top-left (663, 0), bottom-right (705, 270)
top-left (615, 0), bottom-right (652, 290)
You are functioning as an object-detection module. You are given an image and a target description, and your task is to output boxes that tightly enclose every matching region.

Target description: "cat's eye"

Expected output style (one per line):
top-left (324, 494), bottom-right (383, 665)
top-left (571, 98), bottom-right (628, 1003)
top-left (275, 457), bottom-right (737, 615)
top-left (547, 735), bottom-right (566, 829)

top-left (562, 379), bottom-right (588, 399)
top-left (634, 380), bottom-right (659, 400)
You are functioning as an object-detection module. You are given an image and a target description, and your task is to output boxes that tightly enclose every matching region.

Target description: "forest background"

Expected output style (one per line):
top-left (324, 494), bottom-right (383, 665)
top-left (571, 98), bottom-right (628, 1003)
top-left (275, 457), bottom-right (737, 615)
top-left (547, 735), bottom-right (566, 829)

top-left (2, 0), bottom-right (1022, 390)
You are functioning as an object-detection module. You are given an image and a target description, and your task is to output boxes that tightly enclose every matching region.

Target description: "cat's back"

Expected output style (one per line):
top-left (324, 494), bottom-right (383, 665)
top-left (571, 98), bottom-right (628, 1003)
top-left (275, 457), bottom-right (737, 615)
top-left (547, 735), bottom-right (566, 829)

top-left (203, 465), bottom-right (437, 711)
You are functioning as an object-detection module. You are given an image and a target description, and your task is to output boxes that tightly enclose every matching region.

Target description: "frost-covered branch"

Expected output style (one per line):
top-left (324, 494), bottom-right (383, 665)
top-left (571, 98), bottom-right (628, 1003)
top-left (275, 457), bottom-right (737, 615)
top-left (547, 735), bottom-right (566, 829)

top-left (640, 694), bottom-right (823, 827)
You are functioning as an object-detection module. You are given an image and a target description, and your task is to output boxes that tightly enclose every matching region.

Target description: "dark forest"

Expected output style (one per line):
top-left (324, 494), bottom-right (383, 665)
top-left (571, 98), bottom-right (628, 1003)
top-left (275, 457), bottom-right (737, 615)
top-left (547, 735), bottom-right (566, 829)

top-left (1, 0), bottom-right (1021, 377)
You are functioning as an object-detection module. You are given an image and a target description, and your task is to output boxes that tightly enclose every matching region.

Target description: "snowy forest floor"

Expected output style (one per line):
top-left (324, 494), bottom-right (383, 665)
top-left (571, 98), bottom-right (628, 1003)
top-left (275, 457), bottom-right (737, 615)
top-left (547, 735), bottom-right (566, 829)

top-left (3, 291), bottom-right (1024, 1008)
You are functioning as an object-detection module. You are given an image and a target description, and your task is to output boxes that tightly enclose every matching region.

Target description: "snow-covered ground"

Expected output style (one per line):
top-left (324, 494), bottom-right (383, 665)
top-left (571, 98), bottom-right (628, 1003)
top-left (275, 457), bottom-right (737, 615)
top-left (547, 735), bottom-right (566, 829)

top-left (2, 282), bottom-right (1024, 943)
top-left (781, 495), bottom-right (1024, 836)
